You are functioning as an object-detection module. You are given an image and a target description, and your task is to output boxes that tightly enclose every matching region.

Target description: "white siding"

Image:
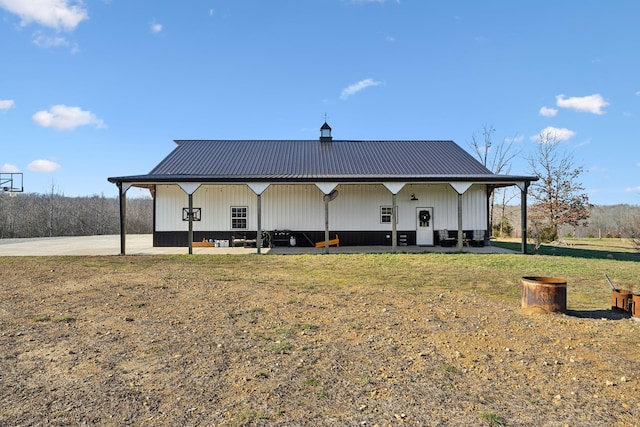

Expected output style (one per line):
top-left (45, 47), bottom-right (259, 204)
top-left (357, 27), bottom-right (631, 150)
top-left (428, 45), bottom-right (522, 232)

top-left (262, 185), bottom-right (324, 230)
top-left (395, 184), bottom-right (487, 231)
top-left (156, 184), bottom-right (256, 231)
top-left (155, 182), bottom-right (487, 232)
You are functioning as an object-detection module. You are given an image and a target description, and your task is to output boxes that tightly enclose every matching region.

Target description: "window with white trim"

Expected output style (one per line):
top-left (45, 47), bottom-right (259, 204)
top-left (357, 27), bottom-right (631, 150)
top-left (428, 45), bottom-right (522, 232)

top-left (231, 206), bottom-right (247, 229)
top-left (380, 206), bottom-right (396, 224)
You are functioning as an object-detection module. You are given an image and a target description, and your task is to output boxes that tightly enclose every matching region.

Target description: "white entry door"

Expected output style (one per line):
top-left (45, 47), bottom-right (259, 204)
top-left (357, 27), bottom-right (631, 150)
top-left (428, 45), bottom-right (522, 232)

top-left (416, 207), bottom-right (434, 246)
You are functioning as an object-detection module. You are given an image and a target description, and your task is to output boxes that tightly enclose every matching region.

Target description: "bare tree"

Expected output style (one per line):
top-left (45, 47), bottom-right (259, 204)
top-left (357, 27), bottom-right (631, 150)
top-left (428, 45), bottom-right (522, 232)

top-left (0, 191), bottom-right (152, 238)
top-left (527, 130), bottom-right (590, 243)
top-left (469, 125), bottom-right (520, 236)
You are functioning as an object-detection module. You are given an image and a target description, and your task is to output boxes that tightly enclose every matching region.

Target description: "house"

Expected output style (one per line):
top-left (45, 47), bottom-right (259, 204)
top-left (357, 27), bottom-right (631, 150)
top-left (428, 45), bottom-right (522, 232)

top-left (108, 123), bottom-right (537, 254)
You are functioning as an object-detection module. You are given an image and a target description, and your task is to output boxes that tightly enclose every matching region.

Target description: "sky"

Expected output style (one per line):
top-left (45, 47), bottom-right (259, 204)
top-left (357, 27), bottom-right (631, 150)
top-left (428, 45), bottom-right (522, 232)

top-left (0, 0), bottom-right (639, 205)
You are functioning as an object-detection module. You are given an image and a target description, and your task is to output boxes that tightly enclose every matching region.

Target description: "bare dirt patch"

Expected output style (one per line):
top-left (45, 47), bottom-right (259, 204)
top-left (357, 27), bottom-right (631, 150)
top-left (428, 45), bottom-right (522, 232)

top-left (1, 255), bottom-right (639, 426)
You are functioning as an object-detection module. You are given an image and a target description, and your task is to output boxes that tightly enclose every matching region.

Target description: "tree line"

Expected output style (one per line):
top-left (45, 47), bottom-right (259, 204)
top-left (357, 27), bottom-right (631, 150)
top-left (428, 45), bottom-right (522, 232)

top-left (1, 189), bottom-right (638, 241)
top-left (0, 192), bottom-right (152, 239)
top-left (495, 203), bottom-right (640, 239)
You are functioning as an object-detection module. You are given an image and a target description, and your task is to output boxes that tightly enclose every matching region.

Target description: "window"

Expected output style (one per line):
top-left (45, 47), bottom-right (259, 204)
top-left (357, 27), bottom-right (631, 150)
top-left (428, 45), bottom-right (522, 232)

top-left (380, 206), bottom-right (394, 224)
top-left (231, 206), bottom-right (247, 229)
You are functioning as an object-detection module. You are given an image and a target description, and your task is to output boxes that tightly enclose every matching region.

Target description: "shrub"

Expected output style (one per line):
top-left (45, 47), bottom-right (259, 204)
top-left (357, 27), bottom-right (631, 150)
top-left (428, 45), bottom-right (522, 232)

top-left (492, 216), bottom-right (512, 237)
top-left (539, 226), bottom-right (557, 243)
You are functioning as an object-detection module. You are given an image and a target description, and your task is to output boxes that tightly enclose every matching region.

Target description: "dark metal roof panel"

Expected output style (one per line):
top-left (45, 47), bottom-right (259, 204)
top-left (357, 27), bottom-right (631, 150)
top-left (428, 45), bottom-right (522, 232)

top-left (147, 139), bottom-right (494, 178)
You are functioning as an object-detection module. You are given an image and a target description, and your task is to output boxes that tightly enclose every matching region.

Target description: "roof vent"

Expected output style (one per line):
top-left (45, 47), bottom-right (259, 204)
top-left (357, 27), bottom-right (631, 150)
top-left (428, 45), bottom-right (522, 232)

top-left (320, 122), bottom-right (332, 142)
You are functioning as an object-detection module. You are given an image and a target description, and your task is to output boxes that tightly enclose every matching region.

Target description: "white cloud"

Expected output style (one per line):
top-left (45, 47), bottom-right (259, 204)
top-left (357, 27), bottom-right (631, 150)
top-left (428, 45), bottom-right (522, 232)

top-left (555, 94), bottom-right (609, 115)
top-left (531, 126), bottom-right (576, 143)
top-left (624, 186), bottom-right (640, 193)
top-left (33, 32), bottom-right (69, 48)
top-left (539, 106), bottom-right (558, 117)
top-left (27, 159), bottom-right (61, 172)
top-left (0, 0), bottom-right (88, 31)
top-left (340, 78), bottom-right (381, 99)
top-left (0, 99), bottom-right (15, 111)
top-left (150, 22), bottom-right (163, 33)
top-left (1, 163), bottom-right (20, 173)
top-left (32, 104), bottom-right (105, 131)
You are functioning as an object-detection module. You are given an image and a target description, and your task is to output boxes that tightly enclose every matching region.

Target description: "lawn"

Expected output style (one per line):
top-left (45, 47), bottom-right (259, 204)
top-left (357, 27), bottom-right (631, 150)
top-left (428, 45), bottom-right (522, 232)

top-left (0, 246), bottom-right (639, 426)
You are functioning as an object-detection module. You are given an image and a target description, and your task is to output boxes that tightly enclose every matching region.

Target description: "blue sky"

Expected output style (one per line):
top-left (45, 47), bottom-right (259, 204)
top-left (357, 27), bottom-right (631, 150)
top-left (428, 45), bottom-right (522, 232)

top-left (1, 0), bottom-right (638, 205)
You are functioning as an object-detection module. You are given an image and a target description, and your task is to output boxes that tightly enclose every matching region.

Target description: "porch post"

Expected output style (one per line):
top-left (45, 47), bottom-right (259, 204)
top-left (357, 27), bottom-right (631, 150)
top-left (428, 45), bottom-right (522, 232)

top-left (118, 182), bottom-right (127, 255)
top-left (457, 193), bottom-right (463, 250)
top-left (315, 183), bottom-right (339, 254)
top-left (188, 193), bottom-right (194, 255)
top-left (519, 182), bottom-right (530, 254)
top-left (324, 197), bottom-right (330, 254)
top-left (248, 184), bottom-right (270, 255)
top-left (177, 183), bottom-right (202, 255)
top-left (449, 183), bottom-right (472, 250)
top-left (391, 193), bottom-right (398, 252)
top-left (256, 193), bottom-right (262, 254)
top-left (382, 183), bottom-right (405, 253)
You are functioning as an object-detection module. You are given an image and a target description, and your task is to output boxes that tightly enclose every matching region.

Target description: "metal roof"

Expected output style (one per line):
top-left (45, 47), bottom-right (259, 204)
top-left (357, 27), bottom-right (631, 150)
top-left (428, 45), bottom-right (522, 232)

top-left (108, 139), bottom-right (537, 185)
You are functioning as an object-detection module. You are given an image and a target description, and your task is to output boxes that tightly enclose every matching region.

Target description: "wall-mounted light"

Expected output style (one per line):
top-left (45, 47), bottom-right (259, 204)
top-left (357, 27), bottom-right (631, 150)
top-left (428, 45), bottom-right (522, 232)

top-left (410, 194), bottom-right (418, 201)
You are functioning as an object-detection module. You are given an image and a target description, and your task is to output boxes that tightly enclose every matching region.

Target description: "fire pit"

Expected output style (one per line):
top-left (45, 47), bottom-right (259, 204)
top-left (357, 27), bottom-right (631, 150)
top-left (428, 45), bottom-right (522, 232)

top-left (611, 289), bottom-right (633, 312)
top-left (521, 276), bottom-right (567, 314)
top-left (632, 294), bottom-right (640, 320)
top-left (605, 274), bottom-right (634, 313)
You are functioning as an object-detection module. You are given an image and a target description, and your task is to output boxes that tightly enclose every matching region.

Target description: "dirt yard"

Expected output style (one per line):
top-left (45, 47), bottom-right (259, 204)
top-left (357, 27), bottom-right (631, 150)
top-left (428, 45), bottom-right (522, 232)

top-left (1, 255), bottom-right (638, 426)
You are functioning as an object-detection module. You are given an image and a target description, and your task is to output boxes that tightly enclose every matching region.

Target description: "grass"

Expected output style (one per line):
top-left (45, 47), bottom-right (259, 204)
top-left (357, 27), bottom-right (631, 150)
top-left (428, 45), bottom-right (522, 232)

top-left (268, 342), bottom-right (293, 354)
top-left (5, 238), bottom-right (635, 312)
top-left (481, 411), bottom-right (506, 426)
top-left (493, 237), bottom-right (640, 261)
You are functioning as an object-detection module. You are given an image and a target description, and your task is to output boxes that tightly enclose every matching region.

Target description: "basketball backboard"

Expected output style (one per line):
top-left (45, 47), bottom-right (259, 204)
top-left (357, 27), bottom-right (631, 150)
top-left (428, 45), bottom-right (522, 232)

top-left (0, 172), bottom-right (23, 193)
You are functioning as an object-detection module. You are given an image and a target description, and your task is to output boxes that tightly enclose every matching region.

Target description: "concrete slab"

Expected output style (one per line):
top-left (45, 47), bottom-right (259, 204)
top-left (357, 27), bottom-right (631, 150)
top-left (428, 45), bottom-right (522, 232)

top-left (0, 235), bottom-right (517, 256)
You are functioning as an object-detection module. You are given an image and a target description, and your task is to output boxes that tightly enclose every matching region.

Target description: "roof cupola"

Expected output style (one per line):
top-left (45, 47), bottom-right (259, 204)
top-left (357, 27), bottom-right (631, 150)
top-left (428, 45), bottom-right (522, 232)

top-left (320, 122), bottom-right (332, 142)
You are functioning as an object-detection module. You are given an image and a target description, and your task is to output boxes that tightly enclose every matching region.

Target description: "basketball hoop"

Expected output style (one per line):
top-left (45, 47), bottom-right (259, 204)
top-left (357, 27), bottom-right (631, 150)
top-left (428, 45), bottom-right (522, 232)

top-left (0, 172), bottom-right (23, 194)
